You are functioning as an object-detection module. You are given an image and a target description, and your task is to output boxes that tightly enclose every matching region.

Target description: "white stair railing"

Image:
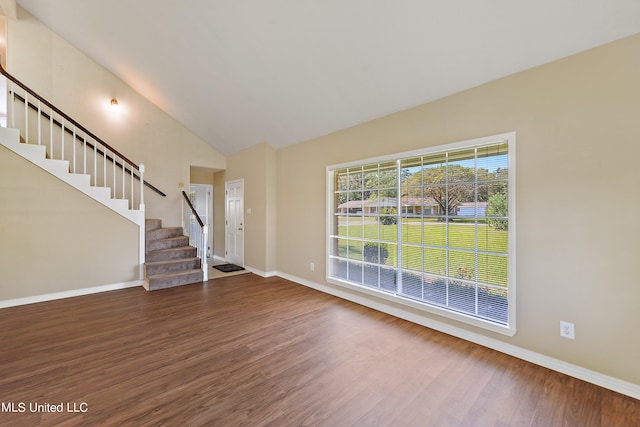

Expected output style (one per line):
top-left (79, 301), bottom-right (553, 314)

top-left (5, 81), bottom-right (147, 211)
top-left (1, 64), bottom-right (167, 277)
top-left (1, 64), bottom-right (167, 206)
top-left (182, 191), bottom-right (209, 281)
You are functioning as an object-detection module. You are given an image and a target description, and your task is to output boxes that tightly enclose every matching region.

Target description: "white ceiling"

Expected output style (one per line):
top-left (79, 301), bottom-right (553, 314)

top-left (14, 0), bottom-right (640, 156)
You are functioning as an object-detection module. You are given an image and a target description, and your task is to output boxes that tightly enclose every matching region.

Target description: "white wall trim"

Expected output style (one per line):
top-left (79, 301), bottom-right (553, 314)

top-left (211, 257), bottom-right (277, 278)
top-left (276, 271), bottom-right (640, 400)
top-left (245, 265), bottom-right (277, 278)
top-left (0, 280), bottom-right (144, 309)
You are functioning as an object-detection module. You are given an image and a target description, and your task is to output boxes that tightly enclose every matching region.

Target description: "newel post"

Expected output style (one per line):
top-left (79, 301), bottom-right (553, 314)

top-left (139, 163), bottom-right (145, 211)
top-left (138, 163), bottom-right (146, 279)
top-left (202, 224), bottom-right (209, 281)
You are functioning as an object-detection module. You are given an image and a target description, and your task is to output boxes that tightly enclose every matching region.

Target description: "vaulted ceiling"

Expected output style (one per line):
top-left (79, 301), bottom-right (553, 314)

top-left (15, 0), bottom-right (640, 156)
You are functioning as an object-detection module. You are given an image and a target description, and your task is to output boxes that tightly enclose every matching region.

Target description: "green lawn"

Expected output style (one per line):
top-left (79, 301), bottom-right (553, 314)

top-left (335, 217), bottom-right (508, 287)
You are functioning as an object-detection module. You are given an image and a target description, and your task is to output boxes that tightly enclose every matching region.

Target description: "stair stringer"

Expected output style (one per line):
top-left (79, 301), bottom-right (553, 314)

top-left (0, 127), bottom-right (146, 278)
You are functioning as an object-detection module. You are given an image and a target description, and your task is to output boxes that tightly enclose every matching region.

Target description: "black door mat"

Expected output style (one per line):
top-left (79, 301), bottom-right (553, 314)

top-left (213, 263), bottom-right (245, 273)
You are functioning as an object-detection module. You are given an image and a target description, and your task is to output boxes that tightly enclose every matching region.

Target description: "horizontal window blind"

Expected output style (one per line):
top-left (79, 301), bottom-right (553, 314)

top-left (328, 135), bottom-right (514, 328)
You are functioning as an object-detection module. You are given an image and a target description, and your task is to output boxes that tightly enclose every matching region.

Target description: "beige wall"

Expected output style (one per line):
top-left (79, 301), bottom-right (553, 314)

top-left (1, 8), bottom-right (226, 301)
top-left (212, 170), bottom-right (226, 260)
top-left (264, 143), bottom-right (277, 273)
top-left (6, 7), bottom-right (226, 227)
top-left (0, 145), bottom-right (139, 300)
top-left (219, 142), bottom-right (277, 273)
top-left (5, 4), bottom-right (639, 387)
top-left (190, 166), bottom-right (217, 186)
top-left (273, 34), bottom-right (640, 385)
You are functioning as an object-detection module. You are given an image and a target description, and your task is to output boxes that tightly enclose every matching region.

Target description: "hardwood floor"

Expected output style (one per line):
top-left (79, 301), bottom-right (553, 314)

top-left (0, 274), bottom-right (638, 426)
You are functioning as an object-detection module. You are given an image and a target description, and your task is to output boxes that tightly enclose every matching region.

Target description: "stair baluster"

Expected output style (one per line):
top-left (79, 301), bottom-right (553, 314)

top-left (182, 191), bottom-right (209, 282)
top-left (0, 62), bottom-right (170, 282)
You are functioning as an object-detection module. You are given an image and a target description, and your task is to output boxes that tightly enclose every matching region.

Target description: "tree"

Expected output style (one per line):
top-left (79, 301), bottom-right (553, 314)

top-left (404, 165), bottom-right (475, 219)
top-left (486, 193), bottom-right (508, 230)
top-left (365, 165), bottom-right (404, 199)
top-left (482, 167), bottom-right (508, 202)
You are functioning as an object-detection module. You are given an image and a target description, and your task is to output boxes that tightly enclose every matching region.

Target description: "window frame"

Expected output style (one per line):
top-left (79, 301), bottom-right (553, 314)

top-left (326, 132), bottom-right (516, 336)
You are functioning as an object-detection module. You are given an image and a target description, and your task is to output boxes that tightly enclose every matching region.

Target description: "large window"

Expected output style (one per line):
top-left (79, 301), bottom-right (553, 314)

top-left (327, 133), bottom-right (515, 333)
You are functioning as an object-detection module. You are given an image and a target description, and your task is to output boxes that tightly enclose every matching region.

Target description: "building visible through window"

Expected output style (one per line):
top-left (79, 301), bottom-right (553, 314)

top-left (327, 133), bottom-right (515, 333)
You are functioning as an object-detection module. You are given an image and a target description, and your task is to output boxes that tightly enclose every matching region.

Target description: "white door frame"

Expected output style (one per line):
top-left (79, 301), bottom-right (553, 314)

top-left (225, 179), bottom-right (244, 266)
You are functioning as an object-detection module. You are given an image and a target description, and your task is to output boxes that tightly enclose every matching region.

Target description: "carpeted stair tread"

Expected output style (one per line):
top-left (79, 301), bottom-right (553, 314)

top-left (145, 257), bottom-right (201, 275)
top-left (147, 268), bottom-right (204, 280)
top-left (146, 235), bottom-right (190, 252)
top-left (146, 226), bottom-right (184, 241)
top-left (146, 268), bottom-right (204, 291)
top-left (145, 219), bottom-right (162, 231)
top-left (144, 219), bottom-right (203, 290)
top-left (145, 256), bottom-right (201, 267)
top-left (146, 246), bottom-right (197, 262)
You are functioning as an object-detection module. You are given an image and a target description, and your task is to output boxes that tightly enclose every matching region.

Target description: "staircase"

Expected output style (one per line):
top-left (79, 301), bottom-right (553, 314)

top-left (3, 128), bottom-right (205, 290)
top-left (144, 219), bottom-right (204, 290)
top-left (1, 64), bottom-right (207, 292)
top-left (0, 128), bottom-right (144, 224)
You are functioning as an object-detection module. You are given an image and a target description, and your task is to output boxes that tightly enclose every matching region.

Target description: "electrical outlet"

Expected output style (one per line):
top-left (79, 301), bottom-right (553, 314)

top-left (560, 321), bottom-right (575, 340)
top-left (309, 262), bottom-right (315, 272)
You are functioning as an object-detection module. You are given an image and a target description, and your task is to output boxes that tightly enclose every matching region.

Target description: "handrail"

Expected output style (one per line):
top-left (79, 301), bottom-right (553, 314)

top-left (10, 91), bottom-right (167, 198)
top-left (182, 190), bottom-right (204, 228)
top-left (181, 190), bottom-right (208, 281)
top-left (0, 61), bottom-right (167, 276)
top-left (0, 64), bottom-right (142, 171)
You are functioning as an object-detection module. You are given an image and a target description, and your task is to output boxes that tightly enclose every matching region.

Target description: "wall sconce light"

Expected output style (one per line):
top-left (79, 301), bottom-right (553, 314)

top-left (110, 98), bottom-right (119, 108)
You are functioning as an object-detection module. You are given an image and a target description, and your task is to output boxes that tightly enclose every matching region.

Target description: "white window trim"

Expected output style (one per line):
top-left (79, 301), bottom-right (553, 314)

top-left (326, 132), bottom-right (516, 336)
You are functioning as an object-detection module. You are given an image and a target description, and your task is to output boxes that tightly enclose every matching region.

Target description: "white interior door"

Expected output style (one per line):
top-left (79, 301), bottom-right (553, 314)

top-left (189, 184), bottom-right (213, 259)
top-left (225, 179), bottom-right (244, 266)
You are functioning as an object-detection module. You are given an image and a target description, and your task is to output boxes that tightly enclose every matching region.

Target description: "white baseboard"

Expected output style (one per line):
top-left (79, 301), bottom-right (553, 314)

top-left (244, 265), bottom-right (277, 278)
top-left (276, 271), bottom-right (640, 400)
top-left (0, 280), bottom-right (144, 309)
top-left (211, 258), bottom-right (278, 278)
top-left (211, 255), bottom-right (226, 263)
